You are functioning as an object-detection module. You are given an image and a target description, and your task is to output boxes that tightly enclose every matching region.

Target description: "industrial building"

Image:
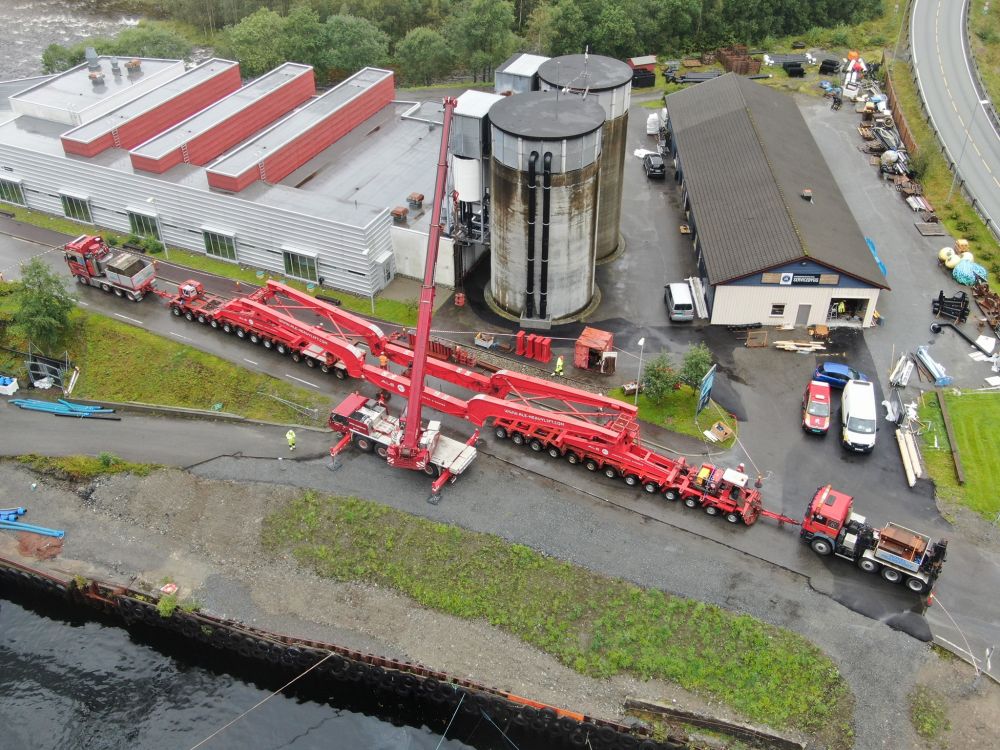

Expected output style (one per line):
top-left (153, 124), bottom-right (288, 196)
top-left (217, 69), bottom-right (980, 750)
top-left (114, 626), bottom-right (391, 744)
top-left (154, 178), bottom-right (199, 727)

top-left (665, 73), bottom-right (889, 327)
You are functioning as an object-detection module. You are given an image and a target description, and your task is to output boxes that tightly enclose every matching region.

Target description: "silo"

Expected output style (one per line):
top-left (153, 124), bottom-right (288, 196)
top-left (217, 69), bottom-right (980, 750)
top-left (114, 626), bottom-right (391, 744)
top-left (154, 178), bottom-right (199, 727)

top-left (489, 91), bottom-right (605, 321)
top-left (538, 54), bottom-right (632, 261)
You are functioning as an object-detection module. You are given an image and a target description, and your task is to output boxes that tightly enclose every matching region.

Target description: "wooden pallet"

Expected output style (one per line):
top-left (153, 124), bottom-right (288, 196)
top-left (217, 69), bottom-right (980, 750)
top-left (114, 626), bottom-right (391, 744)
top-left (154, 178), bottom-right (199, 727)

top-left (773, 340), bottom-right (826, 352)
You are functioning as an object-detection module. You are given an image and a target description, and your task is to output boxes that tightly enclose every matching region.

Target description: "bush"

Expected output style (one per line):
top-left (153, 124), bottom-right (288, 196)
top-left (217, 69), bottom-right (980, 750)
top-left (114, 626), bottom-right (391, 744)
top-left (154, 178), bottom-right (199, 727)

top-left (679, 343), bottom-right (713, 388)
top-left (643, 353), bottom-right (681, 403)
top-left (829, 26), bottom-right (851, 47)
top-left (98, 451), bottom-right (118, 469)
top-left (908, 150), bottom-right (931, 180)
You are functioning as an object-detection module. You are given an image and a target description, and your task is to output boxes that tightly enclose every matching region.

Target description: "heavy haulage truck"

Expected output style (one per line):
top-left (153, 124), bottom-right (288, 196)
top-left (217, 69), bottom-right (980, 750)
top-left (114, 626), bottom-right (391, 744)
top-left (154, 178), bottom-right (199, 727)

top-left (63, 234), bottom-right (158, 301)
top-left (800, 485), bottom-right (947, 593)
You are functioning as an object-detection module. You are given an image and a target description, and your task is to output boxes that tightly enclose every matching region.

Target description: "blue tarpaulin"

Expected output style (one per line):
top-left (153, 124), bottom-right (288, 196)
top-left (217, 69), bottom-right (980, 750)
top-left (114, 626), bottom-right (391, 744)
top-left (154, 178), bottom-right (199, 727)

top-left (865, 237), bottom-right (887, 277)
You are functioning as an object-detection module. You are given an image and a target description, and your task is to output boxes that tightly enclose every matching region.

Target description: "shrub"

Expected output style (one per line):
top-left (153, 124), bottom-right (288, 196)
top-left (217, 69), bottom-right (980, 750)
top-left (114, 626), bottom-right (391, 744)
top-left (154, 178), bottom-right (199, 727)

top-left (643, 353), bottom-right (681, 403)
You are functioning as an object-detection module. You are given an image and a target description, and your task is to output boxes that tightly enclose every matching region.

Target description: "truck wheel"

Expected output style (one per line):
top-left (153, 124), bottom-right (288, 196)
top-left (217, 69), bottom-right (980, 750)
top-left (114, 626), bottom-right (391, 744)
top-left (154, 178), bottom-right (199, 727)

top-left (547, 446), bottom-right (562, 459)
top-left (511, 433), bottom-right (525, 446)
top-left (197, 314), bottom-right (207, 324)
top-left (171, 306), bottom-right (182, 317)
top-left (494, 427), bottom-right (508, 439)
top-left (210, 319), bottom-right (220, 329)
top-left (603, 466), bottom-right (618, 479)
top-left (353, 435), bottom-right (374, 453)
top-left (643, 481), bottom-right (659, 494)
top-left (566, 452), bottom-right (580, 464)
top-left (704, 505), bottom-right (719, 516)
top-left (333, 368), bottom-right (346, 380)
top-left (235, 327), bottom-right (246, 339)
top-left (222, 323), bottom-right (233, 334)
top-left (185, 311), bottom-right (194, 321)
top-left (624, 474), bottom-right (640, 487)
top-left (262, 338), bottom-right (273, 349)
top-left (664, 488), bottom-right (679, 501)
top-left (857, 558), bottom-right (879, 574)
top-left (305, 357), bottom-right (316, 368)
top-left (291, 352), bottom-right (301, 363)
top-left (77, 276), bottom-right (88, 285)
top-left (114, 288), bottom-right (124, 297)
top-left (881, 568), bottom-right (902, 584)
top-left (529, 439), bottom-right (543, 452)
top-left (249, 333), bottom-right (260, 344)
top-left (375, 445), bottom-right (389, 459)
top-left (810, 538), bottom-right (833, 556)
top-left (906, 577), bottom-right (928, 594)
top-left (584, 459), bottom-right (599, 472)
top-left (276, 343), bottom-right (287, 355)
top-left (423, 463), bottom-right (440, 477)
top-left (100, 283), bottom-right (111, 292)
top-left (683, 496), bottom-right (699, 509)
top-left (126, 292), bottom-right (137, 302)
top-left (725, 512), bottom-right (741, 524)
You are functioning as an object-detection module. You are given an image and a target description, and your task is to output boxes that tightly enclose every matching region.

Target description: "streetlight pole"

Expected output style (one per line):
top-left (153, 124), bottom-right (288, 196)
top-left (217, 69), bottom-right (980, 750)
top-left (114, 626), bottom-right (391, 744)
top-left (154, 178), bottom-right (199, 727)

top-left (946, 98), bottom-right (989, 203)
top-left (634, 337), bottom-right (645, 406)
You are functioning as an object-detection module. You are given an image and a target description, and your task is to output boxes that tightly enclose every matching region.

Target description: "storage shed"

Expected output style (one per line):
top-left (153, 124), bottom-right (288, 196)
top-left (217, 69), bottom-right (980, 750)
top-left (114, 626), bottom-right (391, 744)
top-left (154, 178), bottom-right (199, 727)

top-left (665, 74), bottom-right (889, 328)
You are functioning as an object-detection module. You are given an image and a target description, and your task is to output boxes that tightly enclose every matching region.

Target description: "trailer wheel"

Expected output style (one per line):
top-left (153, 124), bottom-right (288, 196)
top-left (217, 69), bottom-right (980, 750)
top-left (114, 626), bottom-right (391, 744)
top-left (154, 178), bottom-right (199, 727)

top-left (494, 427), bottom-right (508, 439)
top-left (171, 306), bottom-right (182, 317)
top-left (624, 474), bottom-right (640, 487)
top-left (334, 368), bottom-right (347, 380)
top-left (249, 333), bottom-right (260, 344)
top-left (529, 439), bottom-right (543, 452)
top-left (547, 446), bottom-right (562, 459)
top-left (235, 327), bottom-right (246, 339)
top-left (210, 319), bottom-right (220, 329)
top-left (126, 292), bottom-right (138, 302)
top-left (77, 276), bottom-right (89, 285)
top-left (810, 538), bottom-right (833, 556)
top-left (566, 452), bottom-right (580, 464)
top-left (114, 288), bottom-right (124, 297)
top-left (291, 352), bottom-right (301, 363)
top-left (906, 577), bottom-right (928, 594)
top-left (222, 322), bottom-right (233, 334)
top-left (704, 505), bottom-right (719, 516)
top-left (423, 463), bottom-right (440, 477)
top-left (185, 311), bottom-right (194, 321)
top-left (857, 558), bottom-right (880, 574)
top-left (683, 496), bottom-right (699, 509)
top-left (353, 435), bottom-right (374, 453)
top-left (197, 314), bottom-right (207, 324)
top-left (584, 459), bottom-right (599, 472)
top-left (725, 512), bottom-right (742, 524)
top-left (881, 567), bottom-right (902, 584)
top-left (276, 343), bottom-right (287, 355)
top-left (603, 466), bottom-right (618, 479)
top-left (643, 481), bottom-right (659, 494)
top-left (375, 444), bottom-right (389, 459)
top-left (305, 357), bottom-right (316, 368)
top-left (511, 432), bottom-right (525, 446)
top-left (664, 488), bottom-right (679, 501)
top-left (100, 283), bottom-right (111, 292)
top-left (262, 338), bottom-right (273, 349)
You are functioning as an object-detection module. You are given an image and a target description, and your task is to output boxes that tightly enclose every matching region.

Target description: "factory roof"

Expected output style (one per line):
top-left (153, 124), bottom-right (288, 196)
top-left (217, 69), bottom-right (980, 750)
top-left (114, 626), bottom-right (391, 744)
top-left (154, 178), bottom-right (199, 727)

top-left (537, 54), bottom-right (633, 90)
top-left (131, 63), bottom-right (313, 159)
top-left (489, 91), bottom-right (605, 139)
top-left (666, 74), bottom-right (888, 288)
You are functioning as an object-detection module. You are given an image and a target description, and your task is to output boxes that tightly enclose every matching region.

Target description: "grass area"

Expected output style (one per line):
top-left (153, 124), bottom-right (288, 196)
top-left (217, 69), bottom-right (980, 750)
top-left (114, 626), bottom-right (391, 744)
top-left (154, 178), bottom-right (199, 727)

top-left (608, 385), bottom-right (737, 445)
top-left (15, 453), bottom-right (159, 481)
top-left (908, 685), bottom-right (951, 739)
top-left (263, 490), bottom-right (854, 742)
top-left (969, 0), bottom-right (1000, 107)
top-left (918, 390), bottom-right (1000, 518)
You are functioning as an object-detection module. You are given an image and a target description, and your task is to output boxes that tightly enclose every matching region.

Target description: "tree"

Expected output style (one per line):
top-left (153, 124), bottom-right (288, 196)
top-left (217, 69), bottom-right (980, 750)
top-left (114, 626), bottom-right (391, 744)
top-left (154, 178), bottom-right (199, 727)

top-left (592, 2), bottom-right (637, 59)
top-left (679, 343), bottom-right (713, 388)
top-left (12, 259), bottom-right (75, 352)
top-left (278, 5), bottom-right (328, 71)
top-left (529, 0), bottom-right (587, 57)
top-left (103, 22), bottom-right (193, 60)
top-left (323, 15), bottom-right (391, 77)
top-left (396, 27), bottom-right (455, 85)
top-left (642, 353), bottom-right (680, 403)
top-left (219, 8), bottom-right (286, 78)
top-left (446, 0), bottom-right (517, 81)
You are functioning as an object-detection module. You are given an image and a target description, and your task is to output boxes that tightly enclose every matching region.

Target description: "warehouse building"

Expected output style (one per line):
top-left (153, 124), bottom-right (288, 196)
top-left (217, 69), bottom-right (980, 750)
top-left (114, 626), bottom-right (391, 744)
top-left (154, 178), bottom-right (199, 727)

top-left (0, 57), bottom-right (466, 296)
top-left (665, 74), bottom-right (889, 328)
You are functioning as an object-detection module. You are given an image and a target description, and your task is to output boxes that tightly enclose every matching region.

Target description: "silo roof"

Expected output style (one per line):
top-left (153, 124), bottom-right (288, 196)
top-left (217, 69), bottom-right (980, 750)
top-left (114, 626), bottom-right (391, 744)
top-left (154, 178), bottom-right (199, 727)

top-left (538, 54), bottom-right (632, 91)
top-left (489, 91), bottom-right (604, 139)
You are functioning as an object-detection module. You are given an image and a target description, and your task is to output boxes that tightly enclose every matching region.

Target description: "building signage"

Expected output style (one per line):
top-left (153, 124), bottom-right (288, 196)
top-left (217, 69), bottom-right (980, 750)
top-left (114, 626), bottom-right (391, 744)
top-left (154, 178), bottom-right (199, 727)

top-left (778, 272), bottom-right (821, 285)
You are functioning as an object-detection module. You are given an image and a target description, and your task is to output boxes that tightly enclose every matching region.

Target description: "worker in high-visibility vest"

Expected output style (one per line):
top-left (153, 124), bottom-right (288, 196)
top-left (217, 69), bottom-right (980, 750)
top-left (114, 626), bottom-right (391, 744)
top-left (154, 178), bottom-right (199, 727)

top-left (379, 353), bottom-right (389, 369)
top-left (552, 355), bottom-right (564, 377)
top-left (286, 429), bottom-right (296, 451)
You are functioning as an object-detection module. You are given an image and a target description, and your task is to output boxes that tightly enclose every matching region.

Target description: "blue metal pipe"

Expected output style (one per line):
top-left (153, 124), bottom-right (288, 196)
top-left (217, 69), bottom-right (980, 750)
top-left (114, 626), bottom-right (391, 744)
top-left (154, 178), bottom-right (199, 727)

top-left (0, 520), bottom-right (65, 538)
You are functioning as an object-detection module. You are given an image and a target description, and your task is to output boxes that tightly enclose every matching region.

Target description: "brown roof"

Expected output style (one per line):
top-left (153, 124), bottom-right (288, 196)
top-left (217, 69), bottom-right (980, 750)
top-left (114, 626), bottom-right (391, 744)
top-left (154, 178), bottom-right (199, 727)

top-left (666, 74), bottom-right (888, 288)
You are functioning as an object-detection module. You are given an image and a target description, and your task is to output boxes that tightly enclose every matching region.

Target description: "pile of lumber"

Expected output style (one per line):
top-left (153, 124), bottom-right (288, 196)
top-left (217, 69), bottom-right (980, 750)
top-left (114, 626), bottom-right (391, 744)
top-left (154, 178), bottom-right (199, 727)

top-left (773, 340), bottom-right (825, 352)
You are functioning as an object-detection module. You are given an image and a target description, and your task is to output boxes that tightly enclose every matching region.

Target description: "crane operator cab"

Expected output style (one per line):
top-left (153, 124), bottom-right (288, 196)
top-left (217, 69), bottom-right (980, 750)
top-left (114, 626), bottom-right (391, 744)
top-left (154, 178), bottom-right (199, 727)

top-left (179, 281), bottom-right (204, 300)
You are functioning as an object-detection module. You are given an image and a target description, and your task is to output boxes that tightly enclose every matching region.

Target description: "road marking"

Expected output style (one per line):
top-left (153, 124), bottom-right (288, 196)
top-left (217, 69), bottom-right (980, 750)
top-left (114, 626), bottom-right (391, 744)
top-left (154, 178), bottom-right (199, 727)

top-left (114, 313), bottom-right (144, 325)
top-left (243, 358), bottom-right (258, 366)
top-left (286, 374), bottom-right (320, 389)
top-left (170, 331), bottom-right (192, 342)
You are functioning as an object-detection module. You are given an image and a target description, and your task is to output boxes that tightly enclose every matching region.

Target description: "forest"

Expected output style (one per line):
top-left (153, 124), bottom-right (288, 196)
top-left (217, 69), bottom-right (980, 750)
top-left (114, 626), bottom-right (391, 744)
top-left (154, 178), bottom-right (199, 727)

top-left (60, 0), bottom-right (886, 85)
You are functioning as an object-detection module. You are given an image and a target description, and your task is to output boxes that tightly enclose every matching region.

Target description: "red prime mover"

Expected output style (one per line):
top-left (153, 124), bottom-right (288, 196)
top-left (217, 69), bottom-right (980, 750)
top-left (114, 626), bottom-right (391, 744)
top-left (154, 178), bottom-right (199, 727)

top-left (63, 235), bottom-right (158, 302)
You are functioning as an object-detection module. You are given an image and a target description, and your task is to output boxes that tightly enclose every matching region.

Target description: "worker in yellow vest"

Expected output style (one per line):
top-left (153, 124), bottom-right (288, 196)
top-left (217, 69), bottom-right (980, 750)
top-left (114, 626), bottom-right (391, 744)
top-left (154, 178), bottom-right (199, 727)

top-left (552, 355), bottom-right (564, 377)
top-left (286, 429), bottom-right (296, 451)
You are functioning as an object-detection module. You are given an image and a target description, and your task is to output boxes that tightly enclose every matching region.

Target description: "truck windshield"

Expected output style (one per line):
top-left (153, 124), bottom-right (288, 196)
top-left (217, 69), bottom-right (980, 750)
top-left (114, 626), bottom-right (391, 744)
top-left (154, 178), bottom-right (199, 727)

top-left (807, 401), bottom-right (830, 417)
top-left (847, 416), bottom-right (876, 434)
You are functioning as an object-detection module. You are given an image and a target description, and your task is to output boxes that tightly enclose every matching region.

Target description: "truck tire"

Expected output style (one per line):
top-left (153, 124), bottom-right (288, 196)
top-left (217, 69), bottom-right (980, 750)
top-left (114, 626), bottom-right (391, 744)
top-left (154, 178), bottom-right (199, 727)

top-left (624, 474), bottom-right (640, 486)
top-left (906, 577), bottom-right (928, 593)
top-left (210, 319), bottom-right (220, 329)
top-left (305, 357), bottom-right (316, 368)
top-left (584, 459), bottom-right (599, 472)
top-left (262, 338), bottom-right (273, 349)
top-left (291, 352), bottom-right (301, 363)
top-left (197, 314), bottom-right (207, 324)
top-left (235, 327), bottom-right (246, 339)
top-left (643, 481), bottom-right (659, 494)
top-left (857, 558), bottom-right (879, 574)
top-left (276, 343), bottom-right (287, 355)
top-left (126, 292), bottom-right (138, 302)
top-left (529, 439), bottom-right (543, 452)
top-left (114, 288), bottom-right (124, 297)
top-left (565, 452), bottom-right (580, 464)
top-left (171, 306), bottom-right (182, 317)
top-left (77, 276), bottom-right (88, 285)
top-left (222, 322), bottom-right (233, 334)
top-left (494, 427), bottom-right (508, 439)
top-left (881, 567), bottom-right (902, 584)
top-left (664, 488), bottom-right (679, 501)
top-left (547, 446), bottom-right (562, 459)
top-left (704, 505), bottom-right (719, 516)
top-left (375, 444), bottom-right (389, 459)
top-left (353, 435), bottom-right (374, 453)
top-left (683, 496), bottom-right (699, 509)
top-left (249, 333), bottom-right (260, 344)
top-left (185, 311), bottom-right (194, 321)
top-left (725, 512), bottom-right (741, 524)
top-left (423, 463), bottom-right (440, 477)
top-left (511, 433), bottom-right (525, 446)
top-left (100, 283), bottom-right (111, 292)
top-left (810, 538), bottom-right (833, 556)
top-left (603, 466), bottom-right (618, 479)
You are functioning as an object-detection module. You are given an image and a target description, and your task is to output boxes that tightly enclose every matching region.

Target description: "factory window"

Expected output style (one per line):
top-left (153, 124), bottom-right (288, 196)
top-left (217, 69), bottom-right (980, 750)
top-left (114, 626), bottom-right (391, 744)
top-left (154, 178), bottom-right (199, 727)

top-left (128, 211), bottom-right (160, 240)
top-left (0, 178), bottom-right (25, 206)
top-left (770, 303), bottom-right (786, 317)
top-left (60, 194), bottom-right (92, 223)
top-left (283, 249), bottom-right (317, 282)
top-left (203, 230), bottom-right (237, 262)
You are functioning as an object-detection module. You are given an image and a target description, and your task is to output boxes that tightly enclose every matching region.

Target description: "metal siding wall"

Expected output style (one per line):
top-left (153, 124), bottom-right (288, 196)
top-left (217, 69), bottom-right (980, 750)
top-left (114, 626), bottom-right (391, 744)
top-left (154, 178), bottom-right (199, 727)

top-left (709, 285), bottom-right (880, 327)
top-left (0, 144), bottom-right (391, 297)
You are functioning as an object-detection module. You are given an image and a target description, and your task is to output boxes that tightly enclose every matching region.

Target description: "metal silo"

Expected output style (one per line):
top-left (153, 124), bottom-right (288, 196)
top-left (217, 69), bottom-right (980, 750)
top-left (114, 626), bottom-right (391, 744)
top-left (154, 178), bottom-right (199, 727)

top-left (489, 91), bottom-right (605, 321)
top-left (538, 54), bottom-right (632, 261)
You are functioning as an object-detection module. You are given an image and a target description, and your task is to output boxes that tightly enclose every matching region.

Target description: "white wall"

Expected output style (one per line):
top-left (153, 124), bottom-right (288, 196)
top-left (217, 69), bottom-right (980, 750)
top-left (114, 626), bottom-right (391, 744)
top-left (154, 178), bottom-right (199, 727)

top-left (390, 225), bottom-right (455, 287)
top-left (710, 285), bottom-right (880, 327)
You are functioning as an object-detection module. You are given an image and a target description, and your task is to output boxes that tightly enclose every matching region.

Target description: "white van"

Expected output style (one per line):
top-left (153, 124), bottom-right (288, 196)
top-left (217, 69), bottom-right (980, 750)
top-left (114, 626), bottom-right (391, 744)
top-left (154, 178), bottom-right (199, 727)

top-left (664, 282), bottom-right (694, 321)
top-left (841, 379), bottom-right (877, 453)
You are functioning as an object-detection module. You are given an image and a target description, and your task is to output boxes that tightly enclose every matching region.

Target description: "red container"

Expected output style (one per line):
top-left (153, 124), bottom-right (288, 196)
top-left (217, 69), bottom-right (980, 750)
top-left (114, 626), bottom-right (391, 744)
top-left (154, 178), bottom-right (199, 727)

top-left (516, 330), bottom-right (526, 356)
top-left (536, 336), bottom-right (552, 363)
top-left (525, 333), bottom-right (536, 359)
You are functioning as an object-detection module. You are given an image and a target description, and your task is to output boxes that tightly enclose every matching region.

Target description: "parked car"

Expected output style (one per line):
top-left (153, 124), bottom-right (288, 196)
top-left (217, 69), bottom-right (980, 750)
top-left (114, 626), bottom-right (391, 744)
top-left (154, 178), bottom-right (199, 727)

top-left (841, 379), bottom-right (878, 453)
top-left (801, 380), bottom-right (832, 435)
top-left (813, 362), bottom-right (868, 389)
top-left (643, 153), bottom-right (666, 179)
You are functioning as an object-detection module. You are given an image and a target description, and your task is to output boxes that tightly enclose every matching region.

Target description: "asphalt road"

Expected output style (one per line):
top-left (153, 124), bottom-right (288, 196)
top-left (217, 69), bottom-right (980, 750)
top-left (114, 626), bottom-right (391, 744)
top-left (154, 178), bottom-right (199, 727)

top-left (912, 0), bottom-right (1000, 234)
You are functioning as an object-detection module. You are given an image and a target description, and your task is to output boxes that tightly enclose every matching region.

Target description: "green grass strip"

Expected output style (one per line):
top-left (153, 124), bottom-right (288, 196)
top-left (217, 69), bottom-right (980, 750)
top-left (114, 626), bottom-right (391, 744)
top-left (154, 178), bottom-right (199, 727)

top-left (263, 491), bottom-right (854, 739)
top-left (607, 386), bottom-right (736, 445)
top-left (15, 453), bottom-right (159, 481)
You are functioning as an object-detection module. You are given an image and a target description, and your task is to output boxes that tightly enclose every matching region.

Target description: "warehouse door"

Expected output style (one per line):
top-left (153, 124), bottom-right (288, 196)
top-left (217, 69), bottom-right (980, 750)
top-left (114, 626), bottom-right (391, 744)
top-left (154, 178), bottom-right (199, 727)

top-left (796, 304), bottom-right (811, 326)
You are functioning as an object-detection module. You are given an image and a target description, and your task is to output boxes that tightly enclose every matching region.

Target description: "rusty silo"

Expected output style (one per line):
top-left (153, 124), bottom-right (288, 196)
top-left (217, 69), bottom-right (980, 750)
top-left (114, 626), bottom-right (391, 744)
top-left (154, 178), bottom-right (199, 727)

top-left (488, 91), bottom-right (605, 321)
top-left (537, 54), bottom-right (632, 261)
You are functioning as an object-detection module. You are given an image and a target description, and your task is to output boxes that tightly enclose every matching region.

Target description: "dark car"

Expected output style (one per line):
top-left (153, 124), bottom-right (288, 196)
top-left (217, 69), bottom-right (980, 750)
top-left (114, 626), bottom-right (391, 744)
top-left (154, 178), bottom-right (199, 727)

top-left (813, 362), bottom-right (869, 389)
top-left (643, 153), bottom-right (666, 179)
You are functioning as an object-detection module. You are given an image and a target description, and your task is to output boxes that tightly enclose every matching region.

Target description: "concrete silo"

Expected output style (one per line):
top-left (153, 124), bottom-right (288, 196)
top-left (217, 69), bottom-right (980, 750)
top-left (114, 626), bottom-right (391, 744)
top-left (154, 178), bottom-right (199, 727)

top-left (537, 54), bottom-right (632, 261)
top-left (488, 91), bottom-right (605, 322)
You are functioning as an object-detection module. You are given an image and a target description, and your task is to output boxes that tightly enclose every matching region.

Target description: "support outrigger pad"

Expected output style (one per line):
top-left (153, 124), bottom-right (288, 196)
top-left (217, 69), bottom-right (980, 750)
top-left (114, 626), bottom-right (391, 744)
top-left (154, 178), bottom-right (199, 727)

top-left (328, 456), bottom-right (342, 472)
top-left (426, 492), bottom-right (440, 505)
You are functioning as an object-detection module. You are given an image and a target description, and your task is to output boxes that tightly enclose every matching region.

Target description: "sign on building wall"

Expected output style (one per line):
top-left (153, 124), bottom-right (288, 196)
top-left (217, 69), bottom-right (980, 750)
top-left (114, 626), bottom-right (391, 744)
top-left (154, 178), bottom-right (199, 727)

top-left (761, 272), bottom-right (839, 285)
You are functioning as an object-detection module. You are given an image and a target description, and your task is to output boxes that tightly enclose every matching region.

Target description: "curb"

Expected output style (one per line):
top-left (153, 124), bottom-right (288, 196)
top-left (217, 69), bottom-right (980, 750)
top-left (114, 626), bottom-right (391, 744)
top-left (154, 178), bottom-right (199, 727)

top-left (65, 398), bottom-right (331, 432)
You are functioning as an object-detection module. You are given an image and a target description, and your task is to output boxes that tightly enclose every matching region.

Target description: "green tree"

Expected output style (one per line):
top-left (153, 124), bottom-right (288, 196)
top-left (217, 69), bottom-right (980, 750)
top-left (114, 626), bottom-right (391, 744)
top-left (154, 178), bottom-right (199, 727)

top-left (278, 5), bottom-right (328, 71)
top-left (219, 8), bottom-right (286, 78)
top-left (592, 1), bottom-right (637, 59)
top-left (679, 343), bottom-right (713, 388)
top-left (103, 22), bottom-right (193, 60)
top-left (529, 0), bottom-right (587, 57)
top-left (42, 42), bottom-right (87, 74)
top-left (396, 27), bottom-right (455, 85)
top-left (446, 0), bottom-right (517, 81)
top-left (642, 353), bottom-right (680, 403)
top-left (324, 15), bottom-right (391, 78)
top-left (12, 259), bottom-right (75, 352)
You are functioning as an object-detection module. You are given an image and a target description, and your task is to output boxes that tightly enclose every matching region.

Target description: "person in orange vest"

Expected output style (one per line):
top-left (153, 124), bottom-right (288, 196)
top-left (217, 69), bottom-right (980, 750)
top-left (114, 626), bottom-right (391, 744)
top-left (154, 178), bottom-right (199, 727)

top-left (379, 353), bottom-right (389, 369)
top-left (552, 355), bottom-right (564, 377)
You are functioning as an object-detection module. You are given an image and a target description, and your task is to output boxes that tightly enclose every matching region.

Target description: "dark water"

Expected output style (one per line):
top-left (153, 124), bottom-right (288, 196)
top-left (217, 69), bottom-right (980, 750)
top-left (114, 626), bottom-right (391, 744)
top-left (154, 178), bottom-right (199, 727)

top-left (0, 588), bottom-right (499, 750)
